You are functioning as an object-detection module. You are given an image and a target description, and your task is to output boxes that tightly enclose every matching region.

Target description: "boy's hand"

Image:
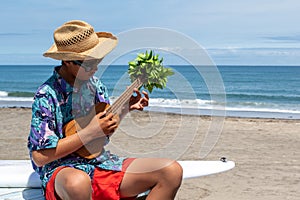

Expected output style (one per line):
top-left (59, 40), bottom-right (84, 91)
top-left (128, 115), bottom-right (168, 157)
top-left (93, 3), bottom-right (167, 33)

top-left (86, 111), bottom-right (118, 137)
top-left (129, 89), bottom-right (149, 111)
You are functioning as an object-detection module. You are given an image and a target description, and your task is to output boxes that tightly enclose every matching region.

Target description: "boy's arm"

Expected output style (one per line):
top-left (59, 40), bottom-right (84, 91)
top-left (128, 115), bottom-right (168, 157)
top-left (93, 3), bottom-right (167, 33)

top-left (32, 112), bottom-right (118, 167)
top-left (32, 131), bottom-right (85, 167)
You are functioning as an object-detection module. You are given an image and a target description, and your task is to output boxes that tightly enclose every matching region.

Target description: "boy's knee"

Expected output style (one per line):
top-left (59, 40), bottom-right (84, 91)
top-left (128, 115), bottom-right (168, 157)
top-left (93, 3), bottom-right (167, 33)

top-left (171, 161), bottom-right (183, 179)
top-left (163, 161), bottom-right (183, 187)
top-left (66, 171), bottom-right (90, 188)
top-left (56, 168), bottom-right (92, 199)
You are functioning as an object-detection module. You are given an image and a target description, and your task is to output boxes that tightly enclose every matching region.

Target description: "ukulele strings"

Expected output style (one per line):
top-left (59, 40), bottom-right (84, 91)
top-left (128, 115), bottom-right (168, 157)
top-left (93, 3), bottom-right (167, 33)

top-left (106, 78), bottom-right (142, 114)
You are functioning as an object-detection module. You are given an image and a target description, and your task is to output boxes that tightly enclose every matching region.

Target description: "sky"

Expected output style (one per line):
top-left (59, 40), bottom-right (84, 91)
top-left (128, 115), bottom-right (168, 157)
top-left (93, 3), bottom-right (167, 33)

top-left (0, 0), bottom-right (300, 65)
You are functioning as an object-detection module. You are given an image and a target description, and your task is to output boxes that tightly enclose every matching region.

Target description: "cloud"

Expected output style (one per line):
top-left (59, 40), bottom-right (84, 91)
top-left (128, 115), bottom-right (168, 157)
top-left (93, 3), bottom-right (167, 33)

top-left (263, 35), bottom-right (300, 43)
top-left (207, 47), bottom-right (300, 65)
top-left (0, 32), bottom-right (29, 36)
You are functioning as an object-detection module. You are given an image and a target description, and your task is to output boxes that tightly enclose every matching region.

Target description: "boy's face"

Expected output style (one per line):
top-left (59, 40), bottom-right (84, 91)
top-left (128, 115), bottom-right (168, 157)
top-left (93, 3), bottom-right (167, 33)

top-left (71, 59), bottom-right (102, 80)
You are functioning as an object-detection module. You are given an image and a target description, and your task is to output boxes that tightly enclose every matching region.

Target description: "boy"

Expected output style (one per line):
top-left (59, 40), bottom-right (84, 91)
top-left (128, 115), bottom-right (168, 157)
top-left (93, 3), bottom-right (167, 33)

top-left (28, 20), bottom-right (182, 200)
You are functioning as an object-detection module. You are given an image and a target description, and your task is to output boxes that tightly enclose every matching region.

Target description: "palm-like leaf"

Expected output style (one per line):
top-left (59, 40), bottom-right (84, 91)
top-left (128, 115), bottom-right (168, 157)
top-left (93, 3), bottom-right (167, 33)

top-left (128, 50), bottom-right (174, 93)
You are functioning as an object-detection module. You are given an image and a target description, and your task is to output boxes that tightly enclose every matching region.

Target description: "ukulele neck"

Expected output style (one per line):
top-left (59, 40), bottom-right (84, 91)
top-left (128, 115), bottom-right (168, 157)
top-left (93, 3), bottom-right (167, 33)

top-left (106, 78), bottom-right (143, 114)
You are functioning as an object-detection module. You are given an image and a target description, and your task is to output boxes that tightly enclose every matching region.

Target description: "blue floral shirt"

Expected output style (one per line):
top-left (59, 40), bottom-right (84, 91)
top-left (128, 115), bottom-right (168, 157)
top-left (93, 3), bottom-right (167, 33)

top-left (27, 66), bottom-right (125, 188)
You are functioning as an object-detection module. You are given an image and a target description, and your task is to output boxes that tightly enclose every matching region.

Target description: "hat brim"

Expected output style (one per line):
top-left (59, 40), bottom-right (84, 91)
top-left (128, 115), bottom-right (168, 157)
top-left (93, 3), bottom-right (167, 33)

top-left (43, 32), bottom-right (118, 61)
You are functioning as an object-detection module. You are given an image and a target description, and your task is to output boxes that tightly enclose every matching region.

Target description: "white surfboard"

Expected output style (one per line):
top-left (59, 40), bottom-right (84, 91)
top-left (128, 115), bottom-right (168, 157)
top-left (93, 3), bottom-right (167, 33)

top-left (0, 159), bottom-right (234, 199)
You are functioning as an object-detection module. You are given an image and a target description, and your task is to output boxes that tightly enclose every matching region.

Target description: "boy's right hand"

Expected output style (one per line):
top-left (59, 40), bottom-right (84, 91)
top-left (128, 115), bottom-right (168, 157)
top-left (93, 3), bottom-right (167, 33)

top-left (87, 111), bottom-right (118, 138)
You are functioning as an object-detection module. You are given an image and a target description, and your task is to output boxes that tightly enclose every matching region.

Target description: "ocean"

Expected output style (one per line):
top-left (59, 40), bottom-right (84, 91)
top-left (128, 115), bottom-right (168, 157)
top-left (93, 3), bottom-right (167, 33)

top-left (0, 65), bottom-right (299, 119)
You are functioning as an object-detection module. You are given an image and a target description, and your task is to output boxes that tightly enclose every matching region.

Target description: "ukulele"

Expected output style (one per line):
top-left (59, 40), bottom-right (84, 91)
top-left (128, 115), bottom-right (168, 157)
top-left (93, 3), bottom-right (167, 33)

top-left (63, 50), bottom-right (173, 159)
top-left (63, 78), bottom-right (143, 159)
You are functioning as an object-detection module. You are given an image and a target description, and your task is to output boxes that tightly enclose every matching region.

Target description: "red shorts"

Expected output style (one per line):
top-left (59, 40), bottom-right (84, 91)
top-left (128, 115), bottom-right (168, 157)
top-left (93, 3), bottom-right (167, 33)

top-left (45, 158), bottom-right (135, 200)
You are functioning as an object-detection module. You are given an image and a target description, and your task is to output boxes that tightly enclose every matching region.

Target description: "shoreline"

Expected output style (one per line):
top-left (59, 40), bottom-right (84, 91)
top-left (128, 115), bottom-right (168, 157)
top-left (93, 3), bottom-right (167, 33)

top-left (1, 105), bottom-right (300, 120)
top-left (0, 107), bottom-right (299, 199)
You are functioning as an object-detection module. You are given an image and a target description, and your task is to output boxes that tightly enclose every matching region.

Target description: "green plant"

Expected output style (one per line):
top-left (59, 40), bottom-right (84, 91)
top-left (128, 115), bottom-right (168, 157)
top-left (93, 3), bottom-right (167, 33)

top-left (128, 50), bottom-right (174, 93)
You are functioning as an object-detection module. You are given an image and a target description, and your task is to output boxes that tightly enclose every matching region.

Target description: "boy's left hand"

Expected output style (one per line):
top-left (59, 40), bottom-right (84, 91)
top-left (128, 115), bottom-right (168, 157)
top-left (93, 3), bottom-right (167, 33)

top-left (129, 88), bottom-right (149, 111)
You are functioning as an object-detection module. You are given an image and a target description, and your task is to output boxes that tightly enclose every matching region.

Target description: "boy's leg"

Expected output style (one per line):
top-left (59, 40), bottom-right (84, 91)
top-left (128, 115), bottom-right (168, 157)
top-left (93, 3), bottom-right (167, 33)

top-left (54, 167), bottom-right (92, 200)
top-left (119, 158), bottom-right (183, 200)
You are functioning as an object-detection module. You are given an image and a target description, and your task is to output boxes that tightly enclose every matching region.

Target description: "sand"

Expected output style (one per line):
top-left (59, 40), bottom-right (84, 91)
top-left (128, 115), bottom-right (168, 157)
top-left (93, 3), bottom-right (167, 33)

top-left (0, 107), bottom-right (299, 200)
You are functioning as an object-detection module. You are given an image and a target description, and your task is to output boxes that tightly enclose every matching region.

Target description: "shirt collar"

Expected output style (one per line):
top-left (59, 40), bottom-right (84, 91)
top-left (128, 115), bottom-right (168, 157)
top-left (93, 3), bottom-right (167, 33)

top-left (54, 66), bottom-right (74, 94)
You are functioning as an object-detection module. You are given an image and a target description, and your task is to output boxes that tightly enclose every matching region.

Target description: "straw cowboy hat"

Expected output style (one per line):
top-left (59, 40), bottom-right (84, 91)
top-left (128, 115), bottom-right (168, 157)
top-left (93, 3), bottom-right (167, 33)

top-left (43, 20), bottom-right (118, 60)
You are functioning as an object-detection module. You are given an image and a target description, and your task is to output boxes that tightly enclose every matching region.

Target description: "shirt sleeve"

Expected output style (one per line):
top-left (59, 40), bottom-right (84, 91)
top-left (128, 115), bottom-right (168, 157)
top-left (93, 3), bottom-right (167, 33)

top-left (28, 88), bottom-right (60, 151)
